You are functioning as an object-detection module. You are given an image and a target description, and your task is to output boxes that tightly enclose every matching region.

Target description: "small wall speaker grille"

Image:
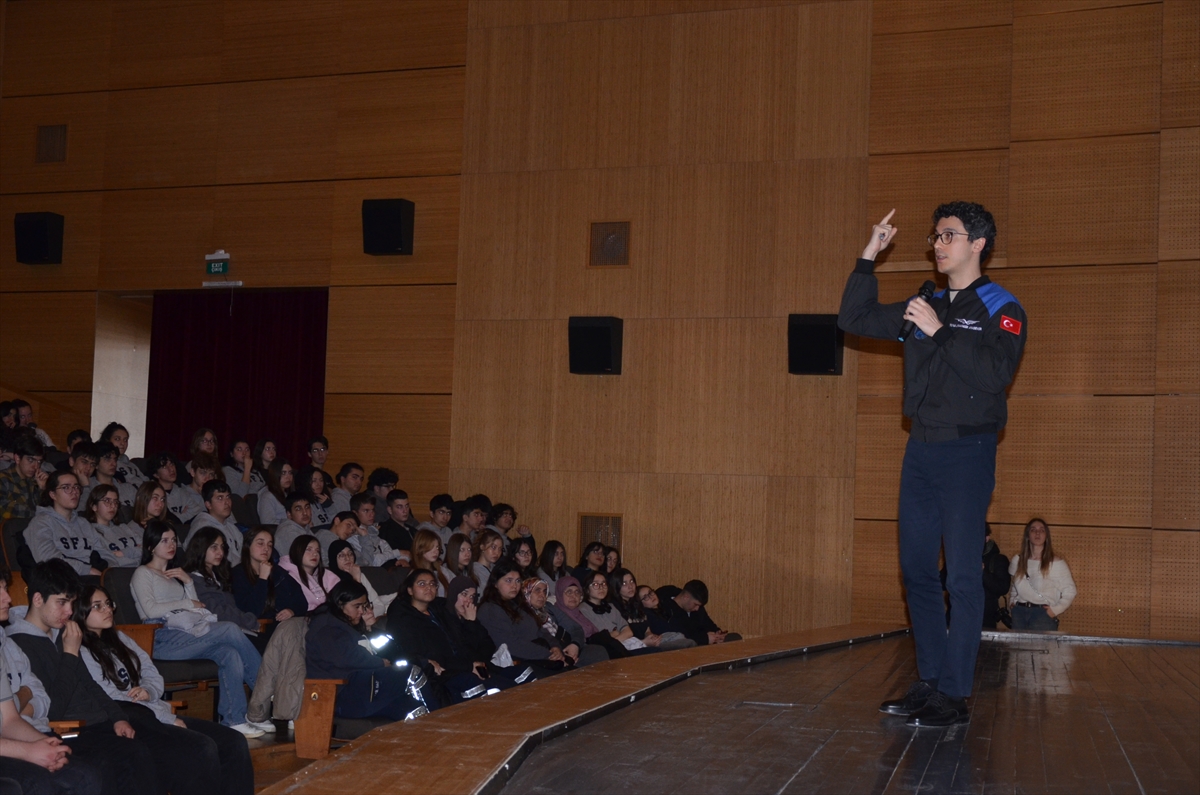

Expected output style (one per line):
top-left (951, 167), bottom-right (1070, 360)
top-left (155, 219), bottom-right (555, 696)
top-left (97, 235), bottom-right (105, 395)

top-left (788, 314), bottom-right (844, 375)
top-left (35, 125), bottom-right (67, 163)
top-left (579, 514), bottom-right (622, 552)
top-left (568, 316), bottom-right (623, 374)
top-left (589, 221), bottom-right (630, 267)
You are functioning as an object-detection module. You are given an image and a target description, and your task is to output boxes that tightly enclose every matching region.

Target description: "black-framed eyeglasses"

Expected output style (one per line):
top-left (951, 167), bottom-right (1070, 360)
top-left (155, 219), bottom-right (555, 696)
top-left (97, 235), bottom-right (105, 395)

top-left (927, 229), bottom-right (972, 246)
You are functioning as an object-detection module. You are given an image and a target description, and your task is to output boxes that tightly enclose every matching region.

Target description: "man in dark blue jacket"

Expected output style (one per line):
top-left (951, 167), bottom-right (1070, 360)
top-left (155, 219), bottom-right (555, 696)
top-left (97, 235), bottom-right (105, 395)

top-left (839, 201), bottom-right (1027, 727)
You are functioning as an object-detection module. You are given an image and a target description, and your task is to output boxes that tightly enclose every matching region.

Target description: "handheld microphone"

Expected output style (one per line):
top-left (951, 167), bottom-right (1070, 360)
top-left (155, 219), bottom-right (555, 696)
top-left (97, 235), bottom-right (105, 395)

top-left (897, 280), bottom-right (936, 342)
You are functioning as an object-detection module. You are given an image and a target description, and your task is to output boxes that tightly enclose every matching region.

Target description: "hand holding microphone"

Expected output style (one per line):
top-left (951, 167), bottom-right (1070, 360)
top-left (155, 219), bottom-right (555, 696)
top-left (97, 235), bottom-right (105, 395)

top-left (898, 280), bottom-right (937, 342)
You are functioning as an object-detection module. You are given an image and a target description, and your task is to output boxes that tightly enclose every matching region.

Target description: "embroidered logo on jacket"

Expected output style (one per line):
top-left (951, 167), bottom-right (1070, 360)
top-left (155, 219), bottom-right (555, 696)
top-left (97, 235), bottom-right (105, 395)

top-left (948, 318), bottom-right (983, 331)
top-left (1000, 315), bottom-right (1022, 335)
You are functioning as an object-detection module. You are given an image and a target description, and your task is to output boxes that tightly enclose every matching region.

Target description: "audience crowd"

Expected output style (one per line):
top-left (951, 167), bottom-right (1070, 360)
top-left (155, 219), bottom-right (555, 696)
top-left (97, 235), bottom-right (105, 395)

top-left (0, 411), bottom-right (744, 791)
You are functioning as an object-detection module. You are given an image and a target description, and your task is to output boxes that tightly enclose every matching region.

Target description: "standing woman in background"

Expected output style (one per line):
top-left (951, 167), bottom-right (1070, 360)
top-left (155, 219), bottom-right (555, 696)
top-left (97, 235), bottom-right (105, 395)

top-left (1008, 518), bottom-right (1076, 631)
top-left (257, 459), bottom-right (294, 525)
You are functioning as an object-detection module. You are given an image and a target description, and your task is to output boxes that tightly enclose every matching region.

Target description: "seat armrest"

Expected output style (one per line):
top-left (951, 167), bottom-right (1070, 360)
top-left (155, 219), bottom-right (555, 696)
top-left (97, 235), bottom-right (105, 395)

top-left (117, 623), bottom-right (160, 657)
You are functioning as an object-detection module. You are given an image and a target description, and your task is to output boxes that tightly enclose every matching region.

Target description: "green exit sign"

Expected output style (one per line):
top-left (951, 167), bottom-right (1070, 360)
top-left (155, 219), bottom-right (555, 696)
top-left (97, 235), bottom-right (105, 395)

top-left (206, 259), bottom-right (228, 275)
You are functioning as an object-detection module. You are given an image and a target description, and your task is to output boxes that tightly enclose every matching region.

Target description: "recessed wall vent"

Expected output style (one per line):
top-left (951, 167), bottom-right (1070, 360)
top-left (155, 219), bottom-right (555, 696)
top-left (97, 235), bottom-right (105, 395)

top-left (579, 513), bottom-right (622, 552)
top-left (36, 125), bottom-right (68, 163)
top-left (589, 221), bottom-right (630, 267)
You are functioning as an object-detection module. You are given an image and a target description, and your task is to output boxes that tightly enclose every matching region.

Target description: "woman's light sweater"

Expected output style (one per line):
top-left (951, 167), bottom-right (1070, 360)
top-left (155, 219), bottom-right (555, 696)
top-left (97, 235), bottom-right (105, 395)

top-left (1008, 556), bottom-right (1077, 614)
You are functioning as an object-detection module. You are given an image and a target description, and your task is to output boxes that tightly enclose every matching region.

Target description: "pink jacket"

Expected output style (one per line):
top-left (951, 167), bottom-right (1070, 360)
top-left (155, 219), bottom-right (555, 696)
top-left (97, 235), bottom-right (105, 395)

top-left (278, 556), bottom-right (342, 611)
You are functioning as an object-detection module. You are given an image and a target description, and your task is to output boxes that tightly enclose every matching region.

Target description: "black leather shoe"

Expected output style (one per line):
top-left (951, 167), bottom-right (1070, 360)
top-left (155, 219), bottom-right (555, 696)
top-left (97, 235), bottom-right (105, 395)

top-left (906, 691), bottom-right (969, 727)
top-left (879, 680), bottom-right (936, 716)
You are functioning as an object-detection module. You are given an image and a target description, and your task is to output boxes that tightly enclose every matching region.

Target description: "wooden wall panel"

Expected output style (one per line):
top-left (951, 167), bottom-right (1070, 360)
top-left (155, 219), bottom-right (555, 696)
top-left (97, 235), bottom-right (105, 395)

top-left (1153, 395), bottom-right (1199, 530)
top-left (0, 291), bottom-right (96, 392)
top-left (0, 92), bottom-right (108, 194)
top-left (1156, 261), bottom-right (1200, 395)
top-left (872, 0), bottom-right (1011, 34)
top-left (1151, 531), bottom-right (1200, 641)
top-left (107, 0), bottom-right (222, 89)
top-left (102, 85), bottom-right (220, 190)
top-left (992, 522), bottom-right (1152, 638)
top-left (210, 182), bottom-right (335, 287)
top-left (867, 150), bottom-right (1009, 271)
top-left (1008, 134), bottom-right (1159, 267)
top-left (851, 520), bottom-right (908, 625)
top-left (993, 396), bottom-right (1154, 528)
top-left (1161, 0), bottom-right (1200, 129)
top-left (0, 192), bottom-right (102, 292)
top-left (323, 394), bottom-right (452, 516)
top-left (450, 321), bottom-right (557, 472)
top-left (869, 26), bottom-right (1011, 155)
top-left (97, 187), bottom-right (216, 291)
top-left (1000, 265), bottom-right (1157, 396)
top-left (852, 396), bottom-right (907, 521)
top-left (217, 0), bottom-right (341, 83)
top-left (1011, 4), bottom-right (1161, 141)
top-left (467, 0), bottom-right (570, 29)
top-left (855, 339), bottom-right (903, 398)
top-left (449, 467), bottom-right (556, 548)
top-left (1159, 127), bottom-right (1200, 262)
top-left (337, 0), bottom-right (468, 74)
top-left (329, 176), bottom-right (460, 287)
top-left (335, 69), bottom-right (466, 180)
top-left (216, 78), bottom-right (337, 185)
top-left (325, 286), bottom-right (456, 395)
top-left (1, 0), bottom-right (112, 96)
top-left (1013, 0), bottom-right (1145, 14)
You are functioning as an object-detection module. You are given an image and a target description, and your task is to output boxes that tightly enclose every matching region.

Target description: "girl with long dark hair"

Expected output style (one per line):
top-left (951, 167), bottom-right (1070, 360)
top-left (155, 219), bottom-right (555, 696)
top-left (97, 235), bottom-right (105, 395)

top-left (83, 483), bottom-right (141, 567)
top-left (230, 526), bottom-right (306, 624)
top-left (181, 527), bottom-right (260, 637)
top-left (257, 458), bottom-right (294, 525)
top-left (476, 560), bottom-right (578, 674)
top-left (279, 534), bottom-right (340, 611)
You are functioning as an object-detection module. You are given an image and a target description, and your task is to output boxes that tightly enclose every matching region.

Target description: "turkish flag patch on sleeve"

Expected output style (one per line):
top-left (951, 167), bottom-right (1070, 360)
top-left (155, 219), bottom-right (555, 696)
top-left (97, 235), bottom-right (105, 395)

top-left (1000, 315), bottom-right (1022, 335)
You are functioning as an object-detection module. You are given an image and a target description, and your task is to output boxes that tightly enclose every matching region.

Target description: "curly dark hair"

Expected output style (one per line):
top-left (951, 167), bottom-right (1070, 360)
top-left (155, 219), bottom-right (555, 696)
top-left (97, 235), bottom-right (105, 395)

top-left (932, 201), bottom-right (997, 263)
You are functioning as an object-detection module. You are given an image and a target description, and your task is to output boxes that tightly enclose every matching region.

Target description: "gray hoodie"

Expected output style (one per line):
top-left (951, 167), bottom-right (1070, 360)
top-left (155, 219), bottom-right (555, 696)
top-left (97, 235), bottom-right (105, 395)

top-left (273, 519), bottom-right (311, 560)
top-left (186, 512), bottom-right (244, 559)
top-left (91, 521), bottom-right (142, 568)
top-left (165, 484), bottom-right (204, 525)
top-left (24, 505), bottom-right (105, 575)
top-left (1, 614), bottom-right (52, 732)
top-left (80, 630), bottom-right (176, 725)
top-left (417, 521), bottom-right (453, 548)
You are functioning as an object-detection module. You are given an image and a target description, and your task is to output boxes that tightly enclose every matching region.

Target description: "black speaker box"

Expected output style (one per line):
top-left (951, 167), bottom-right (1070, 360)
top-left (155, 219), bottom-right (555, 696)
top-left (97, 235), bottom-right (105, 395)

top-left (569, 316), bottom-right (623, 375)
top-left (361, 198), bottom-right (415, 255)
top-left (788, 314), bottom-right (843, 375)
top-left (14, 212), bottom-right (64, 265)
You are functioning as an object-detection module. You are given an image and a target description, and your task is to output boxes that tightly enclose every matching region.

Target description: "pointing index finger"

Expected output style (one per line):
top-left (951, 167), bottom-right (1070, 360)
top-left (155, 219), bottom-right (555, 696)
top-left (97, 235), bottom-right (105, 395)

top-left (881, 208), bottom-right (896, 225)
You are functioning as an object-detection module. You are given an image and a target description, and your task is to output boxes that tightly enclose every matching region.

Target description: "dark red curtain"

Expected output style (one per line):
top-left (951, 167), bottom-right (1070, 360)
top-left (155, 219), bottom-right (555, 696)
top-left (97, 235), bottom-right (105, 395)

top-left (145, 288), bottom-right (328, 466)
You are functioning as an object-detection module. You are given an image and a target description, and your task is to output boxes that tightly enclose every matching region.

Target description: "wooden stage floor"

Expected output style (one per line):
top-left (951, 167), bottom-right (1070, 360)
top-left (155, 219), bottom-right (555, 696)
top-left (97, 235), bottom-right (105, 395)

top-left (260, 626), bottom-right (1199, 794)
top-left (503, 632), bottom-right (1200, 795)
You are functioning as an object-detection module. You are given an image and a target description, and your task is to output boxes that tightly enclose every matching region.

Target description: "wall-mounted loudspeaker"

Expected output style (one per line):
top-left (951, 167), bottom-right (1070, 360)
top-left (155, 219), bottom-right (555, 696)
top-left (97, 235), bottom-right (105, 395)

top-left (361, 198), bottom-right (415, 255)
top-left (13, 212), bottom-right (64, 265)
top-left (568, 316), bottom-right (623, 375)
top-left (788, 314), bottom-right (843, 375)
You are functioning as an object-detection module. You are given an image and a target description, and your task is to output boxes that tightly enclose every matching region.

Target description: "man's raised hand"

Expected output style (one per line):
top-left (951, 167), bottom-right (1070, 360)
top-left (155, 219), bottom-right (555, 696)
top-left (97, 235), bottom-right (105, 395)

top-left (862, 209), bottom-right (898, 261)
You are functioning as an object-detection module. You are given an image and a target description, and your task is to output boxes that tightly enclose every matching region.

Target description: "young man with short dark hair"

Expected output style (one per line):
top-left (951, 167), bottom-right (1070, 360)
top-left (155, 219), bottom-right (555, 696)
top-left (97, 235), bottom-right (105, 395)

top-left (186, 480), bottom-right (242, 558)
top-left (306, 435), bottom-right (329, 470)
top-left (456, 495), bottom-right (489, 544)
top-left (349, 492), bottom-right (402, 568)
top-left (91, 441), bottom-right (138, 511)
top-left (366, 467), bottom-right (398, 520)
top-left (23, 472), bottom-right (105, 576)
top-left (655, 580), bottom-right (738, 647)
top-left (417, 494), bottom-right (455, 547)
top-left (273, 495), bottom-right (313, 560)
top-left (378, 489), bottom-right (416, 558)
top-left (330, 462), bottom-right (364, 514)
top-left (0, 435), bottom-right (48, 521)
top-left (66, 442), bottom-right (98, 508)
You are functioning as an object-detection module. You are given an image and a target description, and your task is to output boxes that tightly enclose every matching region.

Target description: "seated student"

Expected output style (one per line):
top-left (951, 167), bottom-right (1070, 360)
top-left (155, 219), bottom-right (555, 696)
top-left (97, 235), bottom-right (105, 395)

top-left (257, 459), bottom-right (294, 525)
top-left (508, 537), bottom-right (538, 580)
top-left (487, 503), bottom-right (534, 552)
top-left (24, 472), bottom-right (105, 576)
top-left (84, 485), bottom-right (142, 568)
top-left (6, 560), bottom-right (162, 795)
top-left (91, 441), bottom-right (138, 512)
top-left (0, 402), bottom-right (15, 430)
top-left (603, 546), bottom-right (621, 576)
top-left (442, 533), bottom-right (476, 591)
top-left (410, 530), bottom-right (446, 596)
top-left (314, 510), bottom-right (359, 566)
top-left (178, 453), bottom-right (220, 522)
top-left (477, 561), bottom-right (578, 675)
top-left (656, 580), bottom-right (740, 646)
top-left (349, 493), bottom-right (403, 568)
top-left (455, 495), bottom-right (489, 544)
top-left (231, 527), bottom-right (306, 624)
top-left (305, 435), bottom-right (330, 472)
top-left (365, 468), bottom-right (399, 523)
top-left (296, 466), bottom-right (334, 530)
top-left (417, 493), bottom-right (455, 547)
top-left (0, 567), bottom-right (105, 795)
top-left (273, 494), bottom-right (313, 559)
top-left (252, 439), bottom-right (277, 473)
top-left (123, 481), bottom-right (177, 548)
top-left (278, 535), bottom-right (340, 612)
top-left (130, 521), bottom-right (266, 737)
top-left (222, 439), bottom-right (265, 497)
top-left (578, 570), bottom-right (657, 656)
top-left (65, 442), bottom-right (98, 508)
top-left (572, 541), bottom-right (606, 582)
top-left (525, 578), bottom-right (606, 667)
top-left (329, 462), bottom-right (364, 514)
top-left (181, 528), bottom-right (261, 643)
top-left (146, 452), bottom-right (202, 526)
top-left (327, 540), bottom-right (396, 622)
top-left (0, 435), bottom-right (47, 521)
top-left (306, 580), bottom-right (431, 721)
top-left (98, 423), bottom-right (146, 486)
top-left (186, 480), bottom-right (244, 559)
top-left (611, 570), bottom-right (692, 650)
top-left (537, 540), bottom-right (571, 602)
top-left (472, 530), bottom-right (505, 597)
top-left (386, 569), bottom-right (516, 704)
top-left (184, 429), bottom-right (219, 478)
top-left (12, 401), bottom-right (54, 450)
top-left (378, 489), bottom-right (417, 560)
top-left (73, 584), bottom-right (254, 794)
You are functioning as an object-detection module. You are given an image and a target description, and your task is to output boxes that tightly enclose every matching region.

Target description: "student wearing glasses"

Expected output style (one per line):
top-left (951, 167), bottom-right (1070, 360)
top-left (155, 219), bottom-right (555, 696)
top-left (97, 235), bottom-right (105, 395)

top-left (0, 435), bottom-right (47, 521)
top-left (83, 484), bottom-right (142, 567)
top-left (24, 472), bottom-right (106, 576)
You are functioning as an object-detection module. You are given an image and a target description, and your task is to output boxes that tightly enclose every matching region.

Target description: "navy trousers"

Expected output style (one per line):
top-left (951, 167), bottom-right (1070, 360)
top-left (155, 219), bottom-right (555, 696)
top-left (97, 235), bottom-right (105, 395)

top-left (898, 432), bottom-right (996, 699)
